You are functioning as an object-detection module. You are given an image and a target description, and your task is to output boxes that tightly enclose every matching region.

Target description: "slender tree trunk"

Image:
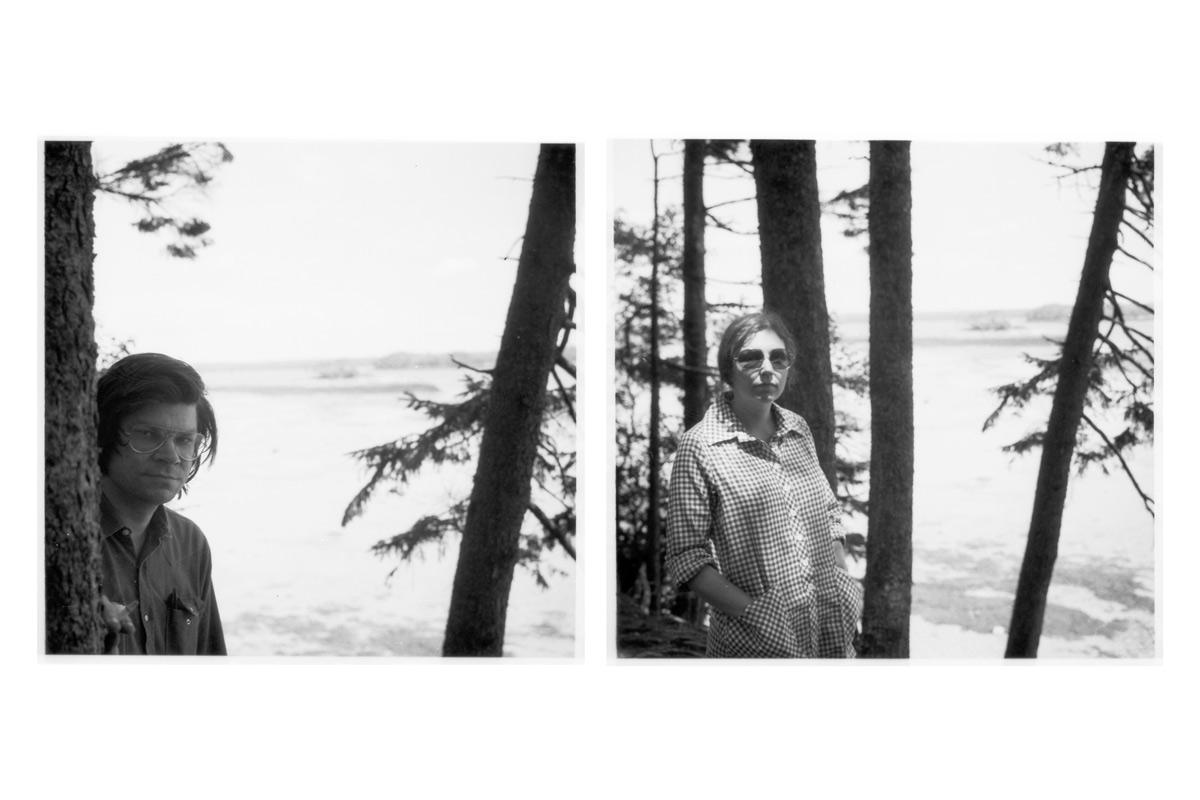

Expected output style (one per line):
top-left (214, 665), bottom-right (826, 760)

top-left (647, 146), bottom-right (663, 614)
top-left (1005, 142), bottom-right (1135, 657)
top-left (442, 144), bottom-right (575, 656)
top-left (751, 140), bottom-right (837, 488)
top-left (860, 141), bottom-right (914, 658)
top-left (44, 141), bottom-right (104, 654)
top-left (681, 139), bottom-right (709, 429)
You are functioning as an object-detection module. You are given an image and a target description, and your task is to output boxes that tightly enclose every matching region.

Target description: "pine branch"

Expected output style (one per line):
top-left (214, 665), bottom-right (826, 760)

top-left (96, 187), bottom-right (161, 206)
top-left (1094, 331), bottom-right (1153, 381)
top-left (1117, 245), bottom-right (1154, 270)
top-left (705, 195), bottom-right (756, 211)
top-left (555, 353), bottom-right (577, 379)
top-left (708, 157), bottom-right (755, 178)
top-left (1119, 218), bottom-right (1154, 249)
top-left (528, 502), bottom-right (576, 560)
top-left (551, 364), bottom-right (576, 423)
top-left (1125, 325), bottom-right (1154, 346)
top-left (705, 211), bottom-right (757, 236)
top-left (706, 277), bottom-right (761, 287)
top-left (1080, 414), bottom-right (1154, 517)
top-left (1096, 346), bottom-right (1144, 395)
top-left (1046, 161), bottom-right (1102, 179)
top-left (450, 357), bottom-right (494, 375)
top-left (1123, 204), bottom-right (1152, 225)
top-left (1100, 317), bottom-right (1155, 365)
top-left (1108, 288), bottom-right (1154, 316)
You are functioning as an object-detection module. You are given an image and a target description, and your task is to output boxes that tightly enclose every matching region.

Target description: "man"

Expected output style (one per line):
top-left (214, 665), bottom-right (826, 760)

top-left (97, 352), bottom-right (226, 655)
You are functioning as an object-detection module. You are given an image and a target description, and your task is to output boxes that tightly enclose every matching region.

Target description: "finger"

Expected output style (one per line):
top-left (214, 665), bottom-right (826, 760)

top-left (100, 595), bottom-right (125, 629)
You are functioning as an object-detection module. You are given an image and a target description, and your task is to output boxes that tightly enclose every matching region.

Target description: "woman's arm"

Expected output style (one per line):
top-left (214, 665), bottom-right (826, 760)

top-left (686, 565), bottom-right (753, 617)
top-left (691, 565), bottom-right (792, 649)
top-left (665, 437), bottom-right (720, 591)
top-left (831, 540), bottom-right (848, 570)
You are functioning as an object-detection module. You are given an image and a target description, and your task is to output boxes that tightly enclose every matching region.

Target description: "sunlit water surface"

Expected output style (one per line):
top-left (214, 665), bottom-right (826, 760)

top-left (168, 365), bottom-right (575, 658)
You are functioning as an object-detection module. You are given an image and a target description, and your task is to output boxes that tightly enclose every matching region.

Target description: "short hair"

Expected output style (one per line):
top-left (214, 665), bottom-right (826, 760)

top-left (97, 352), bottom-right (217, 483)
top-left (716, 310), bottom-right (798, 387)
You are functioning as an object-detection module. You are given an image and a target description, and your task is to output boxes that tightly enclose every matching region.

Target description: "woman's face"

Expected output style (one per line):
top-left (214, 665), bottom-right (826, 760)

top-left (729, 329), bottom-right (790, 407)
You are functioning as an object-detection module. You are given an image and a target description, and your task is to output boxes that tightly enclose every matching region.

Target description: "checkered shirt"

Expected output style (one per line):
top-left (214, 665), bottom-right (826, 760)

top-left (665, 392), bottom-right (862, 658)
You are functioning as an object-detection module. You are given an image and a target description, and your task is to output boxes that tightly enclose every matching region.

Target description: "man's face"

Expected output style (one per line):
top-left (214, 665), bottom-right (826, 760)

top-left (104, 402), bottom-right (200, 510)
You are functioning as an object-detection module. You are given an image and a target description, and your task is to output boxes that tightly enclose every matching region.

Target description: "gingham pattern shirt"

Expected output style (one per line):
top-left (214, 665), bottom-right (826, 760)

top-left (666, 392), bottom-right (861, 658)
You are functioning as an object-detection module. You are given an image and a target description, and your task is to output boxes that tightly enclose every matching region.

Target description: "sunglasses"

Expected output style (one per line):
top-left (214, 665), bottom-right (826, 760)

top-left (734, 348), bottom-right (792, 371)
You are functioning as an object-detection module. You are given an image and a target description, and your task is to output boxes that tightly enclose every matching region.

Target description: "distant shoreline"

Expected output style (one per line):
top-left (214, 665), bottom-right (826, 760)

top-left (198, 352), bottom-right (497, 373)
top-left (196, 304), bottom-right (1155, 370)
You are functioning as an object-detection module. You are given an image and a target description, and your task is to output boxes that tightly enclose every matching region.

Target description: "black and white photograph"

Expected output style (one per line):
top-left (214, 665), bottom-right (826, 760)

top-left (44, 140), bottom-right (577, 658)
top-left (613, 139), bottom-right (1157, 660)
top-left (7, 3), bottom-right (1197, 796)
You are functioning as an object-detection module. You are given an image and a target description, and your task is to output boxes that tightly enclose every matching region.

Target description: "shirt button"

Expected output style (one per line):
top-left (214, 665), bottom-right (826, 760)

top-left (143, 613), bottom-right (150, 622)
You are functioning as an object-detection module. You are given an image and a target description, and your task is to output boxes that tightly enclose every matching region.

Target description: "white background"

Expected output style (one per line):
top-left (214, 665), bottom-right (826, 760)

top-left (4, 1), bottom-right (1196, 797)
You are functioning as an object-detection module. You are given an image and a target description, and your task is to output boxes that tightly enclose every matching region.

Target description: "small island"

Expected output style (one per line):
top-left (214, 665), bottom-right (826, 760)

top-left (966, 312), bottom-right (1012, 332)
top-left (1026, 304), bottom-right (1073, 322)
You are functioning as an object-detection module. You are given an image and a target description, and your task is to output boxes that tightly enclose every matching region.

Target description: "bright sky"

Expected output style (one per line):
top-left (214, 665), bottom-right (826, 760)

top-left (610, 140), bottom-right (1154, 317)
top-left (92, 141), bottom-right (544, 365)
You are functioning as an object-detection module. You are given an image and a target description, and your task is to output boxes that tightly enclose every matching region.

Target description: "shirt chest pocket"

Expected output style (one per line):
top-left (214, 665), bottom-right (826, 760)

top-left (165, 591), bottom-right (202, 654)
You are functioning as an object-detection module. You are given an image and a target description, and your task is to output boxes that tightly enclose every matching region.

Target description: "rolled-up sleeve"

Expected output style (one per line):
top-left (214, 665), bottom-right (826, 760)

top-left (665, 435), bottom-right (717, 589)
top-left (827, 490), bottom-right (847, 542)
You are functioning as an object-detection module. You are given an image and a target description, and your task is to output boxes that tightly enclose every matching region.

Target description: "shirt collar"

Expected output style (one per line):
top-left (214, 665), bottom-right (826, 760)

top-left (698, 391), bottom-right (806, 445)
top-left (99, 492), bottom-right (172, 542)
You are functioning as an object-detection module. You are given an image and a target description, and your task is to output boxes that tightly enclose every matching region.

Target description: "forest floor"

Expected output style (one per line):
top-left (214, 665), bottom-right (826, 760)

top-left (616, 594), bottom-right (707, 658)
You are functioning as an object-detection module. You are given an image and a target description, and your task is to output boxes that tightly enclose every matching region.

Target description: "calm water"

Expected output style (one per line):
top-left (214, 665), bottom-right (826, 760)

top-left (836, 314), bottom-right (1155, 658)
top-left (645, 312), bottom-right (1155, 658)
top-left (167, 365), bottom-right (576, 657)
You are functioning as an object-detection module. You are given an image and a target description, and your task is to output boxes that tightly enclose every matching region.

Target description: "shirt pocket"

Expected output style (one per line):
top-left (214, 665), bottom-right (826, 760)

top-left (718, 588), bottom-right (794, 658)
top-left (164, 590), bottom-right (202, 655)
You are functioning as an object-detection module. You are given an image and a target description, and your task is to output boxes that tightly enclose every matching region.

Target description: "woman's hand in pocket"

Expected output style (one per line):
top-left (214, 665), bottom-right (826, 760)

top-left (739, 588), bottom-right (795, 657)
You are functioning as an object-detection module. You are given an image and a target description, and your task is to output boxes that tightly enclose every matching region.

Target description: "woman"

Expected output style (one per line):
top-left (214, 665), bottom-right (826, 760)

top-left (665, 311), bottom-right (862, 658)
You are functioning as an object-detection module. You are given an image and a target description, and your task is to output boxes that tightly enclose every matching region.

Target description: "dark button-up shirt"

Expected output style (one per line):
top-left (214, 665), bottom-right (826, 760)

top-left (100, 494), bottom-right (226, 655)
top-left (665, 392), bottom-right (861, 658)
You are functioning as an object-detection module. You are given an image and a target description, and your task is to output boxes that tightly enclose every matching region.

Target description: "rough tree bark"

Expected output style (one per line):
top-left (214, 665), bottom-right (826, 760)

top-left (647, 146), bottom-right (663, 614)
top-left (681, 139), bottom-right (709, 429)
top-left (44, 141), bottom-right (104, 654)
top-left (860, 141), bottom-right (914, 658)
top-left (442, 143), bottom-right (575, 656)
top-left (751, 140), bottom-right (837, 489)
top-left (1005, 142), bottom-right (1136, 658)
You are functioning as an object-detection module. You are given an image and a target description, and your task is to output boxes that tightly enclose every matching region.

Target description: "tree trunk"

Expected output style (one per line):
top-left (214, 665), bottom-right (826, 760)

top-left (860, 141), bottom-right (914, 658)
top-left (681, 139), bottom-right (709, 429)
top-left (442, 144), bottom-right (575, 656)
top-left (1005, 142), bottom-right (1135, 657)
top-left (751, 140), bottom-right (837, 488)
top-left (647, 147), bottom-right (663, 614)
top-left (44, 141), bottom-right (104, 654)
